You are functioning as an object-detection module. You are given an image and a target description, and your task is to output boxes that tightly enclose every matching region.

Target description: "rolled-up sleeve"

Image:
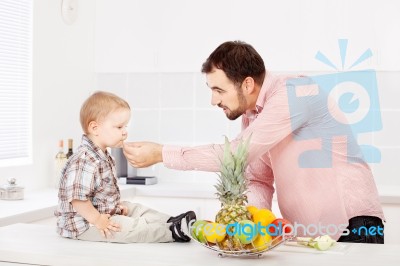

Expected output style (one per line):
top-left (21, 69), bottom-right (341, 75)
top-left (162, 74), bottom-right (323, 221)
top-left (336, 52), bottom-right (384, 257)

top-left (163, 144), bottom-right (223, 171)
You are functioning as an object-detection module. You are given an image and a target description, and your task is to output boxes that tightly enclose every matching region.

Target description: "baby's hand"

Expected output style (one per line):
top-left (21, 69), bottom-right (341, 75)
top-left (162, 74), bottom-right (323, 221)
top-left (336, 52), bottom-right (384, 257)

top-left (94, 213), bottom-right (121, 238)
top-left (118, 204), bottom-right (128, 216)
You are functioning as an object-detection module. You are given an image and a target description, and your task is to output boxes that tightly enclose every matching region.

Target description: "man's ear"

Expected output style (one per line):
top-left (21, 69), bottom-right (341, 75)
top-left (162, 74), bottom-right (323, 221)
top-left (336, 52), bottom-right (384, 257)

top-left (242, 77), bottom-right (255, 95)
top-left (88, 121), bottom-right (99, 136)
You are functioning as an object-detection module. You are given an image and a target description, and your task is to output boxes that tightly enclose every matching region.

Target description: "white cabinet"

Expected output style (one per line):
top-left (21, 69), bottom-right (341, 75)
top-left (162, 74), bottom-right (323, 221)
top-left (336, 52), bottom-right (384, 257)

top-left (381, 203), bottom-right (400, 244)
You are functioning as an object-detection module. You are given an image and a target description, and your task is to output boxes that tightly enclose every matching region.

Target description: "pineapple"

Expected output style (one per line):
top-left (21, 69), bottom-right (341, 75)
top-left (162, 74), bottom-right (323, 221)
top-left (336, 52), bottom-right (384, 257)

top-left (215, 136), bottom-right (252, 251)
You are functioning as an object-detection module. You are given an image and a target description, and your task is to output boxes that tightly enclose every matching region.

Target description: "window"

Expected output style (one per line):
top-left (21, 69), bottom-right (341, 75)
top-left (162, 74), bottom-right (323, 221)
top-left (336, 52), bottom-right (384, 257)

top-left (0, 0), bottom-right (32, 167)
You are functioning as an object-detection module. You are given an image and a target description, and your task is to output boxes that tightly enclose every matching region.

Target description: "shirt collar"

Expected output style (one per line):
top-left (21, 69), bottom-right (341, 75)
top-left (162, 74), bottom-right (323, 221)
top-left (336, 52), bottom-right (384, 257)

top-left (246, 71), bottom-right (275, 116)
top-left (81, 134), bottom-right (111, 161)
top-left (256, 72), bottom-right (275, 110)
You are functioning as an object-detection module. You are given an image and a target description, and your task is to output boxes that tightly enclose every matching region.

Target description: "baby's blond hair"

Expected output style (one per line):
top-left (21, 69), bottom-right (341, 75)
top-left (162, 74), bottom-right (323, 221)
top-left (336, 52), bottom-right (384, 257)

top-left (80, 91), bottom-right (130, 134)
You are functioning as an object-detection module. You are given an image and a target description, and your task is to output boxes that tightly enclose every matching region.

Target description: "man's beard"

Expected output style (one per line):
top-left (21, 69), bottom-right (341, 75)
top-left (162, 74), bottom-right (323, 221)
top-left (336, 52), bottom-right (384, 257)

top-left (219, 90), bottom-right (247, 120)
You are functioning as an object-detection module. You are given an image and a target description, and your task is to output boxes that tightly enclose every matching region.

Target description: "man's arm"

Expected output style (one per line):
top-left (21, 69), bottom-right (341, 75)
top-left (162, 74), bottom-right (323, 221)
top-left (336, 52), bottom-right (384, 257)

top-left (123, 141), bottom-right (224, 171)
top-left (123, 78), bottom-right (307, 170)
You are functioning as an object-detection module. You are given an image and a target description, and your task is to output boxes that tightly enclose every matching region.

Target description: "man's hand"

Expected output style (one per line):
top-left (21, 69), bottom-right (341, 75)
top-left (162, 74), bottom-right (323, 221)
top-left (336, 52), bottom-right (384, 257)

top-left (122, 142), bottom-right (163, 168)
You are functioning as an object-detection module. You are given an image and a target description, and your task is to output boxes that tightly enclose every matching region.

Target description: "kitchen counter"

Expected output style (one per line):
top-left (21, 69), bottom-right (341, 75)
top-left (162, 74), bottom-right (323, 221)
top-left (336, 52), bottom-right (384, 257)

top-left (1, 182), bottom-right (400, 227)
top-left (0, 223), bottom-right (399, 266)
top-left (0, 182), bottom-right (217, 227)
top-left (0, 184), bottom-right (136, 227)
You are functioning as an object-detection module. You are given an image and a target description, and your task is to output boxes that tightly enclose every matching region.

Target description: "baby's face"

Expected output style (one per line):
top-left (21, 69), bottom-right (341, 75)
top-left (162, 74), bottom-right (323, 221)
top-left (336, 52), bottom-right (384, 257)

top-left (97, 108), bottom-right (131, 149)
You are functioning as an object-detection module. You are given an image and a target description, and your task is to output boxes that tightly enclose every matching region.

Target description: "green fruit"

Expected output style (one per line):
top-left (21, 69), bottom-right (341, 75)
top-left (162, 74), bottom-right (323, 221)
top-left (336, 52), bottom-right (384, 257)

top-left (314, 235), bottom-right (335, 250)
top-left (190, 220), bottom-right (208, 243)
top-left (297, 235), bottom-right (335, 251)
top-left (297, 237), bottom-right (313, 246)
top-left (314, 241), bottom-right (332, 251)
top-left (233, 220), bottom-right (256, 244)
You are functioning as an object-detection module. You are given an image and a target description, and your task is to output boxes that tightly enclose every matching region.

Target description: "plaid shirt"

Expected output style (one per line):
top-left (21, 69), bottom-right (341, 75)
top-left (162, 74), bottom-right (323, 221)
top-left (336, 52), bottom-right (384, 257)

top-left (55, 135), bottom-right (121, 238)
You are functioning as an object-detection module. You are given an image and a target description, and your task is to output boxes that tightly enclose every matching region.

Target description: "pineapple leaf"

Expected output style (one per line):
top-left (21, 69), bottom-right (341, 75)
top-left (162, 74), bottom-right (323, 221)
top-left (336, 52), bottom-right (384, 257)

top-left (215, 135), bottom-right (252, 207)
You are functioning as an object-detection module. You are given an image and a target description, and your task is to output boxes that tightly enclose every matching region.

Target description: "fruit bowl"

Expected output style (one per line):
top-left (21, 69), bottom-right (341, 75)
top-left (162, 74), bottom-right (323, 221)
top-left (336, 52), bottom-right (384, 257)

top-left (188, 229), bottom-right (295, 258)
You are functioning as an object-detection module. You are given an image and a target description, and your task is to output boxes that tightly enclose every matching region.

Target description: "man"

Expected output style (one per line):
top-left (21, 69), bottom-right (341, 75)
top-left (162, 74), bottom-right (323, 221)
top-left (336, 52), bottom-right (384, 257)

top-left (123, 41), bottom-right (385, 243)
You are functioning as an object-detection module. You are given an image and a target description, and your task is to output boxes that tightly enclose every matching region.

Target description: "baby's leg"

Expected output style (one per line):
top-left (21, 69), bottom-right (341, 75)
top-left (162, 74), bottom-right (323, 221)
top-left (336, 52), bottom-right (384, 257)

top-left (77, 215), bottom-right (173, 243)
top-left (120, 201), bottom-right (196, 242)
top-left (123, 201), bottom-right (170, 223)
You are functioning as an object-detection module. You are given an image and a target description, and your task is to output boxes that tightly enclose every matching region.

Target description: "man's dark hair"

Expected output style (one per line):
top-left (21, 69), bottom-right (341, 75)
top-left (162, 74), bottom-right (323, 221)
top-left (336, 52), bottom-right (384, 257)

top-left (201, 41), bottom-right (266, 87)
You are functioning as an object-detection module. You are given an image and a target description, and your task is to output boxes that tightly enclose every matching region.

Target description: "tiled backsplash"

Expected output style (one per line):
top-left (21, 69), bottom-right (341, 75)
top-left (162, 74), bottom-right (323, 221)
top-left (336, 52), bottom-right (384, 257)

top-left (96, 71), bottom-right (400, 187)
top-left (96, 72), bottom-right (241, 184)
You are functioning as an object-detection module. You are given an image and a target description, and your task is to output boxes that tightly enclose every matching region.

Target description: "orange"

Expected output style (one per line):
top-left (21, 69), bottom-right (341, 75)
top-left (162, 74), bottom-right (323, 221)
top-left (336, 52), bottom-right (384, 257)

top-left (246, 205), bottom-right (259, 218)
top-left (252, 209), bottom-right (276, 227)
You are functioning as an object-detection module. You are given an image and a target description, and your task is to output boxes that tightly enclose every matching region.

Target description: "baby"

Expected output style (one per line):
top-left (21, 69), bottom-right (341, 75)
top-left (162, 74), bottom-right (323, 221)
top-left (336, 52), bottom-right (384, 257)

top-left (54, 91), bottom-right (195, 243)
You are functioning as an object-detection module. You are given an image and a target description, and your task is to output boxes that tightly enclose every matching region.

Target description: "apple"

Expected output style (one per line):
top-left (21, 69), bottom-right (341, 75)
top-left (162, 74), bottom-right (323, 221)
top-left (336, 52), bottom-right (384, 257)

top-left (190, 220), bottom-right (208, 243)
top-left (267, 218), bottom-right (293, 239)
top-left (233, 220), bottom-right (257, 244)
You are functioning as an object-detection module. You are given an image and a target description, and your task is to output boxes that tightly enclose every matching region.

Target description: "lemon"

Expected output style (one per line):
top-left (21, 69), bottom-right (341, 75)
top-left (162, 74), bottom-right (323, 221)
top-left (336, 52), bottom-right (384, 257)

top-left (204, 222), bottom-right (226, 243)
top-left (252, 233), bottom-right (272, 251)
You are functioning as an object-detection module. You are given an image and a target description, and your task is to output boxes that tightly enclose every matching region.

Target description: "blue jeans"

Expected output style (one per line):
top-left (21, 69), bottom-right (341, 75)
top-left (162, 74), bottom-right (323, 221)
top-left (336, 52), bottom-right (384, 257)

top-left (337, 216), bottom-right (384, 244)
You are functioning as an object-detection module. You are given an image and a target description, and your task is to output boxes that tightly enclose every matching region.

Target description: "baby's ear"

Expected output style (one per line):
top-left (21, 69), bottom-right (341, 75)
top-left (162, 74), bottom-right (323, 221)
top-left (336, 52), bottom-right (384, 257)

top-left (88, 121), bottom-right (98, 135)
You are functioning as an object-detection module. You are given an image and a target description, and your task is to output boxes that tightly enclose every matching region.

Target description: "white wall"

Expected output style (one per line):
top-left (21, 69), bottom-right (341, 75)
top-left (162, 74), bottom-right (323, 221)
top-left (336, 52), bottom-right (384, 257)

top-left (0, 0), bottom-right (397, 243)
top-left (95, 0), bottom-right (400, 187)
top-left (0, 0), bottom-right (96, 190)
top-left (1, 0), bottom-right (399, 190)
top-left (95, 0), bottom-right (400, 72)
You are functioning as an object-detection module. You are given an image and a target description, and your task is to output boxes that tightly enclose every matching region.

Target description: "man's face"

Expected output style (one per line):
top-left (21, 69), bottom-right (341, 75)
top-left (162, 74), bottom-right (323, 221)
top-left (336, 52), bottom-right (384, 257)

top-left (206, 68), bottom-right (248, 120)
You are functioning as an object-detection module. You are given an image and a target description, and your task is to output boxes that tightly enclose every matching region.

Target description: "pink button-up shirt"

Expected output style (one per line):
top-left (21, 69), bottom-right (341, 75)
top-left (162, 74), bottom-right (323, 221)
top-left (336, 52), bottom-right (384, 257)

top-left (162, 73), bottom-right (384, 240)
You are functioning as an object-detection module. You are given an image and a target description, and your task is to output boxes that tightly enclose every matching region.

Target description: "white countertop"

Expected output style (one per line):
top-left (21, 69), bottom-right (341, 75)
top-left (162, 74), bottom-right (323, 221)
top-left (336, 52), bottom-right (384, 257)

top-left (377, 185), bottom-right (400, 204)
top-left (0, 182), bottom-right (216, 227)
top-left (0, 182), bottom-right (399, 227)
top-left (0, 223), bottom-right (399, 266)
top-left (0, 184), bottom-right (136, 227)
